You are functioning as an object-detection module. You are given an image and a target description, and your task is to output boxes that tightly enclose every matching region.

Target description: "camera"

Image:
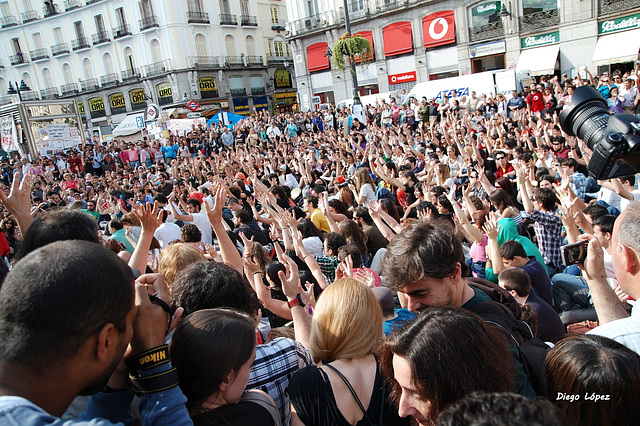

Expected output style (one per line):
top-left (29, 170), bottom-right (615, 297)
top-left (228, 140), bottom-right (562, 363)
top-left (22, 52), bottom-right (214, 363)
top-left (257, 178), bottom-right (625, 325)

top-left (561, 240), bottom-right (589, 266)
top-left (559, 85), bottom-right (640, 179)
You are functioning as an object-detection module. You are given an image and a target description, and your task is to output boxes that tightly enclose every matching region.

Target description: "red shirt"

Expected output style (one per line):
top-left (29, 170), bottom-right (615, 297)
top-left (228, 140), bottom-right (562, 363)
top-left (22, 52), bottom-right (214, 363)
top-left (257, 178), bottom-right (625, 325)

top-left (527, 91), bottom-right (545, 112)
top-left (495, 163), bottom-right (515, 179)
top-left (68, 156), bottom-right (82, 174)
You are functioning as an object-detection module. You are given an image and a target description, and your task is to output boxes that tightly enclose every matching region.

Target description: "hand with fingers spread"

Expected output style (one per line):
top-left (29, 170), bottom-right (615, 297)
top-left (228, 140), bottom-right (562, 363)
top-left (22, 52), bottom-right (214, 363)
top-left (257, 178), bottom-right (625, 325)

top-left (354, 267), bottom-right (376, 288)
top-left (134, 202), bottom-right (163, 234)
top-left (483, 216), bottom-right (500, 241)
top-left (0, 171), bottom-right (34, 234)
top-left (203, 184), bottom-right (225, 226)
top-left (278, 254), bottom-right (301, 300)
top-left (299, 281), bottom-right (316, 309)
top-left (239, 231), bottom-right (255, 256)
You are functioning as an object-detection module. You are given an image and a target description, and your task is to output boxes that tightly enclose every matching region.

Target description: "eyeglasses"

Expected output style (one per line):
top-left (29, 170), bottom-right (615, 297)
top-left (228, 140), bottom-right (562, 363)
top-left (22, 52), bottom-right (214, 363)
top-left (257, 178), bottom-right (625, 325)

top-left (496, 156), bottom-right (505, 160)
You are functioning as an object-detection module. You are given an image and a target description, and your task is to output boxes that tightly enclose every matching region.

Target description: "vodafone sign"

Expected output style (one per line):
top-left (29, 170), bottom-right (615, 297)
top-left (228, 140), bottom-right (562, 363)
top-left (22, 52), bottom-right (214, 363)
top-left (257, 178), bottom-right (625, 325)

top-left (388, 71), bottom-right (417, 85)
top-left (423, 11), bottom-right (456, 48)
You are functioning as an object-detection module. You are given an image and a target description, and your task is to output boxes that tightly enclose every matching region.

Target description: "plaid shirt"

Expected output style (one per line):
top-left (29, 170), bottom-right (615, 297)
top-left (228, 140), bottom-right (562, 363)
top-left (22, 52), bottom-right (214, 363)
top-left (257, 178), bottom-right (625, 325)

top-left (315, 255), bottom-right (340, 284)
top-left (247, 337), bottom-right (313, 426)
top-left (529, 209), bottom-right (564, 267)
top-left (570, 172), bottom-right (588, 201)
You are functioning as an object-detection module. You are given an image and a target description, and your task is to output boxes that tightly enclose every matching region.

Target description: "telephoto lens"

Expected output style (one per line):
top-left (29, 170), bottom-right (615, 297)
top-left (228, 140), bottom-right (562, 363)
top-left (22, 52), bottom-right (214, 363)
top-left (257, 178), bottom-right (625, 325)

top-left (559, 85), bottom-right (609, 151)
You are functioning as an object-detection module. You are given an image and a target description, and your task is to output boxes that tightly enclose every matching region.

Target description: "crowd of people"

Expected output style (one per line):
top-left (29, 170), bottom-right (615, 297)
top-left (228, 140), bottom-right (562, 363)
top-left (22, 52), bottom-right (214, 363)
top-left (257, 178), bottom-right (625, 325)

top-left (0, 64), bottom-right (640, 426)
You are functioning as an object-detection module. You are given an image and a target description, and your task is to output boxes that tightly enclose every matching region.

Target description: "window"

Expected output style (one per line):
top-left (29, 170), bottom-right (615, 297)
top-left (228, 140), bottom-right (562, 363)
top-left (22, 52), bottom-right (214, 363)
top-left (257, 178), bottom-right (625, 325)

top-left (469, 2), bottom-right (501, 29)
top-left (240, 0), bottom-right (249, 15)
top-left (74, 21), bottom-right (85, 39)
top-left (103, 52), bottom-right (114, 75)
top-left (219, 0), bottom-right (230, 15)
top-left (139, 0), bottom-right (153, 18)
top-left (268, 39), bottom-right (273, 56)
top-left (0, 2), bottom-right (11, 18)
top-left (189, 0), bottom-right (203, 13)
top-left (150, 39), bottom-right (162, 63)
top-left (83, 58), bottom-right (94, 79)
top-left (32, 33), bottom-right (44, 49)
top-left (246, 35), bottom-right (256, 57)
top-left (115, 8), bottom-right (126, 26)
top-left (274, 41), bottom-right (284, 57)
top-left (21, 73), bottom-right (33, 90)
top-left (53, 27), bottom-right (64, 44)
top-left (42, 68), bottom-right (55, 88)
top-left (124, 47), bottom-right (135, 70)
top-left (270, 6), bottom-right (279, 23)
top-left (95, 15), bottom-right (106, 33)
top-left (195, 34), bottom-right (207, 57)
top-left (225, 35), bottom-right (236, 56)
top-left (62, 63), bottom-right (73, 84)
top-left (286, 43), bottom-right (290, 56)
top-left (249, 76), bottom-right (263, 88)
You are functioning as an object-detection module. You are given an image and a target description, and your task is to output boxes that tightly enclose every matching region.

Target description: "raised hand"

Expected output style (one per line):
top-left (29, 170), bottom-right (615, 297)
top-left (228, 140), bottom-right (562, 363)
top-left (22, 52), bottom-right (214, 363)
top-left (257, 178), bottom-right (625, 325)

top-left (134, 202), bottom-right (163, 234)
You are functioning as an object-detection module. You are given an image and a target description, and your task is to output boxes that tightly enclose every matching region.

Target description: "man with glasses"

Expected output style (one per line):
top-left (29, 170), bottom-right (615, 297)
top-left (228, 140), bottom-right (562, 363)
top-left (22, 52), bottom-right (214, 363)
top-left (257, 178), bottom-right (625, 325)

top-left (494, 151), bottom-right (515, 179)
top-left (598, 75), bottom-right (612, 99)
top-left (80, 200), bottom-right (99, 221)
top-left (550, 136), bottom-right (569, 159)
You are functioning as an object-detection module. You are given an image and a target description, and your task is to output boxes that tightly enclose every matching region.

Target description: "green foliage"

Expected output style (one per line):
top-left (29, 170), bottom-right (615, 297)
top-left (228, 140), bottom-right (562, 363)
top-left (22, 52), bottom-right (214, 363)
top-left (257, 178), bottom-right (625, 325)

top-left (331, 33), bottom-right (373, 71)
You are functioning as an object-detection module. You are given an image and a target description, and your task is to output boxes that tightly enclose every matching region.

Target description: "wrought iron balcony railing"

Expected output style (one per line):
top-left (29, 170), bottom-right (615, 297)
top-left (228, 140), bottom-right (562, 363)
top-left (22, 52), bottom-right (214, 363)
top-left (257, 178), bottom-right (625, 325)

top-left (187, 11), bottom-right (209, 23)
top-left (469, 21), bottom-right (504, 42)
top-left (139, 15), bottom-right (159, 30)
top-left (92, 31), bottom-right (111, 45)
top-left (100, 73), bottom-right (119, 87)
top-left (520, 9), bottom-right (560, 33)
top-left (60, 83), bottom-right (79, 95)
top-left (21, 10), bottom-right (39, 23)
top-left (51, 43), bottom-right (70, 56)
top-left (241, 15), bottom-right (258, 26)
top-left (220, 14), bottom-right (237, 25)
top-left (81, 78), bottom-right (100, 91)
top-left (112, 24), bottom-right (132, 39)
top-left (29, 48), bottom-right (49, 61)
top-left (121, 68), bottom-right (141, 81)
top-left (72, 37), bottom-right (91, 50)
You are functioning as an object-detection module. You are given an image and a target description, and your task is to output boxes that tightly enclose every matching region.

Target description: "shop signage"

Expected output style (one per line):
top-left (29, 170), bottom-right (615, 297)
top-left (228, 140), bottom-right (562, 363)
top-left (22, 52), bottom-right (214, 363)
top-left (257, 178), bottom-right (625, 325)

top-left (157, 83), bottom-right (172, 99)
top-left (89, 97), bottom-right (106, 118)
top-left (130, 89), bottom-right (147, 107)
top-left (598, 12), bottom-right (640, 35)
top-left (472, 1), bottom-right (500, 16)
top-left (77, 101), bottom-right (85, 115)
top-left (388, 71), bottom-right (417, 85)
top-left (233, 97), bottom-right (250, 114)
top-left (423, 11), bottom-right (456, 48)
top-left (274, 92), bottom-right (297, 106)
top-left (185, 100), bottom-right (201, 111)
top-left (521, 31), bottom-right (560, 49)
top-left (469, 40), bottom-right (505, 58)
top-left (254, 96), bottom-right (269, 111)
top-left (110, 93), bottom-right (126, 109)
top-left (274, 69), bottom-right (291, 88)
top-left (199, 77), bottom-right (217, 92)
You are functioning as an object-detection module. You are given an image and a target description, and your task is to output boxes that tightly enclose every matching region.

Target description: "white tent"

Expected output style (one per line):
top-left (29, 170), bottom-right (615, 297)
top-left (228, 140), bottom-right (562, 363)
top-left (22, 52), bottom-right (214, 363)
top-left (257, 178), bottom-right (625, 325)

top-left (113, 113), bottom-right (145, 136)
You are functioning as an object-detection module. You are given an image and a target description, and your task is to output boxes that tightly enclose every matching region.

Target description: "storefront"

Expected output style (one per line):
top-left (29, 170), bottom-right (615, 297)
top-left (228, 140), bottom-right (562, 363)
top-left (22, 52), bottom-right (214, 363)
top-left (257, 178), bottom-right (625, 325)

top-left (199, 77), bottom-right (219, 99)
top-left (592, 12), bottom-right (640, 75)
top-left (274, 91), bottom-right (298, 113)
top-left (130, 89), bottom-right (147, 111)
top-left (253, 96), bottom-right (269, 112)
top-left (232, 97), bottom-right (250, 115)
top-left (469, 40), bottom-right (505, 73)
top-left (109, 93), bottom-right (127, 115)
top-left (516, 31), bottom-right (560, 76)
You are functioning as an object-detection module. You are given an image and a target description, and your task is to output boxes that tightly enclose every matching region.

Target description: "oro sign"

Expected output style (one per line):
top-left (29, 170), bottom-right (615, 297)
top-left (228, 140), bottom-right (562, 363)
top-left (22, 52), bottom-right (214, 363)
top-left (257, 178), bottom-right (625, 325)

top-left (388, 71), bottom-right (417, 85)
top-left (423, 11), bottom-right (456, 48)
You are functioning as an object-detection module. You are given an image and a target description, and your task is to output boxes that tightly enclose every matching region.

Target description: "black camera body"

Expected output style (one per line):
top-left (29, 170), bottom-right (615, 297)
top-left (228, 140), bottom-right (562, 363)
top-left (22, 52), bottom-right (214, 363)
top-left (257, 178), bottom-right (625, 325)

top-left (559, 85), bottom-right (640, 180)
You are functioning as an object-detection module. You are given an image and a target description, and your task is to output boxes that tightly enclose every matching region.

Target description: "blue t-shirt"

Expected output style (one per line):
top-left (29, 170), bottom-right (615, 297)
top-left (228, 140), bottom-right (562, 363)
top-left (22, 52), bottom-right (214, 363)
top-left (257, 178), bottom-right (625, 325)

top-left (383, 309), bottom-right (417, 336)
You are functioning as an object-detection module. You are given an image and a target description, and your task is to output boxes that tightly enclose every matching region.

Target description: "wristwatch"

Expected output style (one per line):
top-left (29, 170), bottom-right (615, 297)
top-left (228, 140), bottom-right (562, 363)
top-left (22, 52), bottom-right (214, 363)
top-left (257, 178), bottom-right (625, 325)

top-left (287, 294), bottom-right (306, 309)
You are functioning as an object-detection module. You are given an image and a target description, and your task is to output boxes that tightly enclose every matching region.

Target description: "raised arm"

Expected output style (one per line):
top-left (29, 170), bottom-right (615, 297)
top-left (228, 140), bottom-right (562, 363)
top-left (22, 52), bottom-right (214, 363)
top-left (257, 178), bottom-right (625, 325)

top-left (203, 185), bottom-right (243, 273)
top-left (129, 202), bottom-right (163, 274)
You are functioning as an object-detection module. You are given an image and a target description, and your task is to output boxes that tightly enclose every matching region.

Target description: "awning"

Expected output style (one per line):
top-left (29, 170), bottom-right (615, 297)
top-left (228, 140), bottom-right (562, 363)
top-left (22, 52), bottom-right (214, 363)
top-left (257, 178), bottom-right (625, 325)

top-left (516, 44), bottom-right (560, 76)
top-left (383, 21), bottom-right (413, 57)
top-left (112, 113), bottom-right (144, 136)
top-left (307, 42), bottom-right (330, 72)
top-left (592, 29), bottom-right (640, 66)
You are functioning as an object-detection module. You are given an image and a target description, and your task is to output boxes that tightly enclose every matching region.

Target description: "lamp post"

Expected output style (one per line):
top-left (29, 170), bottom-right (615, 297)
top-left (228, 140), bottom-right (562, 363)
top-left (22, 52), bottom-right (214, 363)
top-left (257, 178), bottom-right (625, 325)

top-left (6, 80), bottom-right (31, 102)
top-left (341, 0), bottom-right (361, 107)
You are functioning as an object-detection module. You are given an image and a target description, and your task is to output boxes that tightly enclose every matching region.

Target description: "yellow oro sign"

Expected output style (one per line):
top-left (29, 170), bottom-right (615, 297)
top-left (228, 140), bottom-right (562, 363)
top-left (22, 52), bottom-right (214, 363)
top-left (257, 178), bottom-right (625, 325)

top-left (110, 93), bottom-right (126, 108)
top-left (199, 78), bottom-right (217, 91)
top-left (157, 83), bottom-right (172, 98)
top-left (89, 97), bottom-right (105, 112)
top-left (130, 89), bottom-right (146, 104)
top-left (77, 101), bottom-right (85, 115)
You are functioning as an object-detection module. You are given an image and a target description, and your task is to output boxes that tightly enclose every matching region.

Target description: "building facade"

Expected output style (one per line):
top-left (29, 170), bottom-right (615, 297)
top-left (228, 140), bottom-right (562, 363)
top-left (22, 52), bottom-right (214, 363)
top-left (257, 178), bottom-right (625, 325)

top-left (0, 0), bottom-right (297, 130)
top-left (286, 0), bottom-right (640, 110)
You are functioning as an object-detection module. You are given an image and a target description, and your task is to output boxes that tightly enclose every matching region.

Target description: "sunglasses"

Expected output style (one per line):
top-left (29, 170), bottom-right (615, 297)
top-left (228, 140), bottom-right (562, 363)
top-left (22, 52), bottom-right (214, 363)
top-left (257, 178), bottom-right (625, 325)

top-left (496, 157), bottom-right (505, 160)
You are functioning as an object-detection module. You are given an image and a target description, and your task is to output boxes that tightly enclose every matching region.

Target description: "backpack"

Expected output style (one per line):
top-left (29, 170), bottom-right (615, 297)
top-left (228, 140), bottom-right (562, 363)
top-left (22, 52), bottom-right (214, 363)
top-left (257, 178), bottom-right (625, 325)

top-left (466, 278), bottom-right (550, 396)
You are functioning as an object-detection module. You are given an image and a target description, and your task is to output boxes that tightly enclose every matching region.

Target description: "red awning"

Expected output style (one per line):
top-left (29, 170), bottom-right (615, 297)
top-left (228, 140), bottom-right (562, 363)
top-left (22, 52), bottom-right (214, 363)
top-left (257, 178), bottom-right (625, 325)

top-left (383, 22), bottom-right (413, 57)
top-left (355, 31), bottom-right (374, 62)
top-left (422, 10), bottom-right (456, 48)
top-left (307, 42), bottom-right (330, 72)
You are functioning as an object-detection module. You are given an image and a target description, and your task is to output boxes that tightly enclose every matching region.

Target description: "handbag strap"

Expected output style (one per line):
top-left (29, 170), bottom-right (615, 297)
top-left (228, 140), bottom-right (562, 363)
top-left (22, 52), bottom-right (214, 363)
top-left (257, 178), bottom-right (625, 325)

top-left (324, 363), bottom-right (375, 425)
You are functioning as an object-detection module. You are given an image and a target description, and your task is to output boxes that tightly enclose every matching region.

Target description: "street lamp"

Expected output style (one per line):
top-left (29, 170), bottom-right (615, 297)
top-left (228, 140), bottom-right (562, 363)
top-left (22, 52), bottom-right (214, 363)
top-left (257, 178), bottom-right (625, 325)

top-left (341, 0), bottom-right (362, 107)
top-left (6, 80), bottom-right (31, 102)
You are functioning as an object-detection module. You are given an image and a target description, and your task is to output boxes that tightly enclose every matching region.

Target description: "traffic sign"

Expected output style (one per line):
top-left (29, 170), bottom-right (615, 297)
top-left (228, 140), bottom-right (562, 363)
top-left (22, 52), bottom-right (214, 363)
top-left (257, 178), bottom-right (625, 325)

top-left (185, 100), bottom-right (201, 111)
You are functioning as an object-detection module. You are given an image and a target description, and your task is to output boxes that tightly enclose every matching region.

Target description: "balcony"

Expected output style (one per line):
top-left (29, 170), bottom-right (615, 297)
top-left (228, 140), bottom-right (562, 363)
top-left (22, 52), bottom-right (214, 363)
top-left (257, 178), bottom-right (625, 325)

top-left (21, 10), bottom-right (39, 23)
top-left (0, 96), bottom-right (12, 105)
top-left (520, 9), bottom-right (560, 33)
top-left (267, 55), bottom-right (291, 65)
top-left (112, 24), bottom-right (132, 39)
top-left (81, 78), bottom-right (100, 91)
top-left (92, 31), bottom-right (111, 45)
top-left (100, 73), bottom-right (119, 87)
top-left (121, 68), bottom-right (141, 81)
top-left (144, 61), bottom-right (168, 76)
top-left (40, 88), bottom-right (60, 100)
top-left (230, 88), bottom-right (247, 96)
top-left (9, 54), bottom-right (28, 66)
top-left (86, 0), bottom-right (103, 4)
top-left (187, 11), bottom-right (209, 23)
top-left (22, 92), bottom-right (39, 101)
top-left (271, 23), bottom-right (286, 31)
top-left (220, 13), bottom-right (237, 25)
top-left (64, 0), bottom-right (81, 11)
top-left (1, 15), bottom-right (18, 27)
top-left (338, 1), bottom-right (370, 22)
top-left (241, 15), bottom-right (258, 26)
top-left (376, 0), bottom-right (405, 13)
top-left (43, 3), bottom-right (59, 18)
top-left (251, 87), bottom-right (266, 95)
top-left (72, 37), bottom-right (91, 50)
top-left (51, 43), bottom-right (70, 56)
top-left (225, 56), bottom-right (244, 67)
top-left (246, 55), bottom-right (264, 66)
top-left (598, 0), bottom-right (637, 16)
top-left (190, 56), bottom-right (221, 69)
top-left (469, 21), bottom-right (504, 42)
top-left (29, 48), bottom-right (49, 61)
top-left (139, 15), bottom-right (159, 31)
top-left (60, 83), bottom-right (79, 96)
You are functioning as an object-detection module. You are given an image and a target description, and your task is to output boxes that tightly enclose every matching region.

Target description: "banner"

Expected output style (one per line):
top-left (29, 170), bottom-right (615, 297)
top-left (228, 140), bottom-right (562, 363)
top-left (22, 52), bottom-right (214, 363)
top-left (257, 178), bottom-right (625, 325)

top-left (0, 116), bottom-right (19, 152)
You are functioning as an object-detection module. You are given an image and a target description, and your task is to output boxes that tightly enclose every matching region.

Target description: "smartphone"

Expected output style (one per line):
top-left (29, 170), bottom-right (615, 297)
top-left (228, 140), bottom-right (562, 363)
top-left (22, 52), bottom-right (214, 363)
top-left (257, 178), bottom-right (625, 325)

top-left (561, 240), bottom-right (589, 266)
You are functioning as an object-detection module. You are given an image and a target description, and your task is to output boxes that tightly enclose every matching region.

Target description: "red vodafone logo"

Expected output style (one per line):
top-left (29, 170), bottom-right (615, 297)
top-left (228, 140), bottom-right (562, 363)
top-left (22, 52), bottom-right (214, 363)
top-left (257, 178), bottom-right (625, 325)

top-left (423, 11), bottom-right (455, 48)
top-left (388, 71), bottom-right (417, 85)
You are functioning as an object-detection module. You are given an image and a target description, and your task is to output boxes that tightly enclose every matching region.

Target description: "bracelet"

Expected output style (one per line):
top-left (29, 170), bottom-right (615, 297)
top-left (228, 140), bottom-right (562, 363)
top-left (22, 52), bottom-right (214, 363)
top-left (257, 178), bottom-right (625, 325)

top-left (253, 271), bottom-right (263, 276)
top-left (287, 294), bottom-right (306, 309)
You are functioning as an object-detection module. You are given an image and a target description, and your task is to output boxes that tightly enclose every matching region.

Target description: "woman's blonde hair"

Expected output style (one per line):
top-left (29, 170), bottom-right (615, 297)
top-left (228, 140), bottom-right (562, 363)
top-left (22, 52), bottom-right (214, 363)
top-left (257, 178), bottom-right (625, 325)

top-left (436, 163), bottom-right (450, 184)
top-left (309, 278), bottom-right (383, 363)
top-left (159, 243), bottom-right (205, 285)
top-left (353, 168), bottom-right (374, 192)
top-left (121, 212), bottom-right (141, 227)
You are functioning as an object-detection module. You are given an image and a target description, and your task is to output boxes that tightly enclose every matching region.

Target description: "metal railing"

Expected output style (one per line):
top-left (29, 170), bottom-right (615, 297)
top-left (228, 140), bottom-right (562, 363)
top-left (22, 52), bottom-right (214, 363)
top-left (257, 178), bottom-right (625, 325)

top-left (92, 31), bottom-right (111, 45)
top-left (225, 56), bottom-right (244, 66)
top-left (598, 0), bottom-right (637, 16)
top-left (51, 43), bottom-right (70, 56)
top-left (187, 11), bottom-right (209, 23)
top-left (230, 88), bottom-right (246, 96)
top-left (112, 24), bottom-right (132, 39)
top-left (64, 0), bottom-right (81, 11)
top-left (469, 21), bottom-right (504, 42)
top-left (0, 96), bottom-right (12, 105)
top-left (520, 9), bottom-right (560, 32)
top-left (241, 15), bottom-right (258, 26)
top-left (338, 1), bottom-right (370, 21)
top-left (144, 61), bottom-right (168, 76)
top-left (1, 15), bottom-right (18, 27)
top-left (251, 87), bottom-right (266, 95)
top-left (139, 15), bottom-right (158, 30)
top-left (100, 73), bottom-right (119, 86)
top-left (43, 3), bottom-right (59, 17)
top-left (30, 48), bottom-right (49, 61)
top-left (267, 55), bottom-right (290, 64)
top-left (375, 0), bottom-right (405, 13)
top-left (121, 68), bottom-right (141, 81)
top-left (60, 83), bottom-right (79, 95)
top-left (81, 78), bottom-right (99, 91)
top-left (271, 23), bottom-right (286, 30)
top-left (40, 88), bottom-right (59, 99)
top-left (21, 10), bottom-right (39, 23)
top-left (22, 92), bottom-right (39, 101)
top-left (190, 56), bottom-right (221, 68)
top-left (220, 13), bottom-right (237, 25)
top-left (86, 0), bottom-right (103, 4)
top-left (72, 37), bottom-right (91, 50)
top-left (246, 55), bottom-right (263, 65)
top-left (9, 54), bottom-right (27, 65)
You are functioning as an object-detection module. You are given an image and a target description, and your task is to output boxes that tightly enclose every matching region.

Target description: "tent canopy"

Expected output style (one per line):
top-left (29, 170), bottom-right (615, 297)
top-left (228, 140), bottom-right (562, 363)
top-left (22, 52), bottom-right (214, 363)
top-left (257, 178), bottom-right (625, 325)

top-left (113, 113), bottom-right (145, 136)
top-left (207, 111), bottom-right (244, 128)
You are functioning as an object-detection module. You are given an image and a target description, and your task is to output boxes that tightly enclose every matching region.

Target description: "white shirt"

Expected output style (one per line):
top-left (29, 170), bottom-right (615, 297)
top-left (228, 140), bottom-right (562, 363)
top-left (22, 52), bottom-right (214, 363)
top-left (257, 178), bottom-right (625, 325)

top-left (359, 183), bottom-right (376, 205)
top-left (589, 304), bottom-right (640, 355)
top-left (190, 210), bottom-right (213, 245)
top-left (154, 222), bottom-right (182, 248)
top-left (620, 189), bottom-right (640, 213)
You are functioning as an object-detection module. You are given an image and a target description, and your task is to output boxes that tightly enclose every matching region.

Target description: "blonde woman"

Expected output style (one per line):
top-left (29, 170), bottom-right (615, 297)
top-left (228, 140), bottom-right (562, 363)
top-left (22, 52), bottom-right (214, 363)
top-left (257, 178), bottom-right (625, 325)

top-left (435, 163), bottom-right (455, 189)
top-left (351, 168), bottom-right (376, 206)
top-left (159, 242), bottom-right (205, 286)
top-left (289, 278), bottom-right (409, 426)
